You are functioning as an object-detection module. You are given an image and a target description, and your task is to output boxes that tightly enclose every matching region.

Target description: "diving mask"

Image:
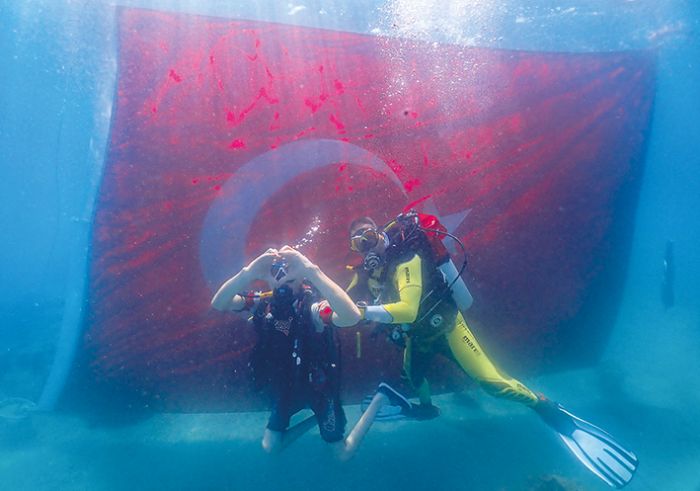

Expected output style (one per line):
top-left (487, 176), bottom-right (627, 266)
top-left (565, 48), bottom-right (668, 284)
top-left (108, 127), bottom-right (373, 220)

top-left (350, 227), bottom-right (382, 253)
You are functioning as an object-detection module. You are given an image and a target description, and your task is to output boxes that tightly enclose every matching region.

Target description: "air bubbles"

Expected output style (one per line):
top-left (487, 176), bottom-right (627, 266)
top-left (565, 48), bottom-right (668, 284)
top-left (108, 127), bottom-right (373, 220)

top-left (293, 215), bottom-right (325, 249)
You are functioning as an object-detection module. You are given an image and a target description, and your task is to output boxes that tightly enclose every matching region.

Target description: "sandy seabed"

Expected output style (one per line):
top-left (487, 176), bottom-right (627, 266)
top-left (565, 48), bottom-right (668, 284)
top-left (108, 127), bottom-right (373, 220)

top-left (1, 368), bottom-right (698, 491)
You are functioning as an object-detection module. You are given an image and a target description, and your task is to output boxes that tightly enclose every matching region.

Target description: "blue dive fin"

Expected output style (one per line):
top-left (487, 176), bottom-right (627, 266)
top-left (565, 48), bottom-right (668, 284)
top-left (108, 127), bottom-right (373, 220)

top-left (536, 399), bottom-right (638, 488)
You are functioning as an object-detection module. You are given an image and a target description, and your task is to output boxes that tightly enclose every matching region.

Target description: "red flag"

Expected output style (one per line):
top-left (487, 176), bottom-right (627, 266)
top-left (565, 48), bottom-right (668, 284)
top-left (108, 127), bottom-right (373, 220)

top-left (68, 8), bottom-right (655, 412)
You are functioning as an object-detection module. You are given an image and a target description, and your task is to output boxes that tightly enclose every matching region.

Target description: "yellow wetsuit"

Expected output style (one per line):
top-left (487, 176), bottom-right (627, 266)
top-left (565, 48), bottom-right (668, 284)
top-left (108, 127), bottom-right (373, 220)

top-left (350, 253), bottom-right (538, 407)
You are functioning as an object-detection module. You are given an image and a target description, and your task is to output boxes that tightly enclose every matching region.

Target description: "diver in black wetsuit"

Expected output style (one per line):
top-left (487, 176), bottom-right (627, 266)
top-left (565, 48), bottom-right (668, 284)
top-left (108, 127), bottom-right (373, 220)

top-left (211, 246), bottom-right (391, 460)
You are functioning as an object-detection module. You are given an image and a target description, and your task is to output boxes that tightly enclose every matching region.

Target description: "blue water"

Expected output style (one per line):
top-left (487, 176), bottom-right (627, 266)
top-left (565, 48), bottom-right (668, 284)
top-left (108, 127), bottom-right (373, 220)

top-left (1, 1), bottom-right (699, 490)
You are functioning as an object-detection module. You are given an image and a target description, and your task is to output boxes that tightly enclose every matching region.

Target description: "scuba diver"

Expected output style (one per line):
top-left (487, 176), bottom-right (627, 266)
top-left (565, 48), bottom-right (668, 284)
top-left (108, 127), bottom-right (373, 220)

top-left (211, 245), bottom-right (398, 460)
top-left (347, 211), bottom-right (638, 488)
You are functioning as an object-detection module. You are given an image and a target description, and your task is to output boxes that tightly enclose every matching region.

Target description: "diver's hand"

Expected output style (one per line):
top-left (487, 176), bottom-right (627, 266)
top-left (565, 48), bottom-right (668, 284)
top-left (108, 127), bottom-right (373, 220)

top-left (211, 249), bottom-right (278, 311)
top-left (278, 245), bottom-right (315, 278)
top-left (245, 248), bottom-right (279, 280)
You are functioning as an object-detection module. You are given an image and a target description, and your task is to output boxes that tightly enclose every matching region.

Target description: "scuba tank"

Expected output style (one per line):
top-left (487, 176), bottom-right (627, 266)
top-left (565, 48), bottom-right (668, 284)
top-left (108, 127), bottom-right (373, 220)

top-left (382, 209), bottom-right (473, 314)
top-left (414, 212), bottom-right (473, 312)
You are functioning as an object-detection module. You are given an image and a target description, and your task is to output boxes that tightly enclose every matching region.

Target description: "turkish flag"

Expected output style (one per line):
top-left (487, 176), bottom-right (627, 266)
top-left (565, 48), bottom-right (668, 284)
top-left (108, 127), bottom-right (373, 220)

top-left (66, 8), bottom-right (655, 412)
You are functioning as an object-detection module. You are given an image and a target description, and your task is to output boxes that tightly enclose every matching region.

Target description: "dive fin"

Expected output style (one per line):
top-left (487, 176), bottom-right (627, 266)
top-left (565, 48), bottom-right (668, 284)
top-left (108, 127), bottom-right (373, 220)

top-left (535, 398), bottom-right (638, 488)
top-left (360, 382), bottom-right (413, 421)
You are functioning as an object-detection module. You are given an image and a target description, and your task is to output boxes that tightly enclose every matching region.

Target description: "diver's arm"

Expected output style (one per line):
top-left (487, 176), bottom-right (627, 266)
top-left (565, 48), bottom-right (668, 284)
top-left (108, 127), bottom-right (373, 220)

top-left (278, 246), bottom-right (361, 327)
top-left (305, 264), bottom-right (361, 327)
top-left (362, 254), bottom-right (422, 324)
top-left (211, 249), bottom-right (277, 311)
top-left (210, 272), bottom-right (252, 312)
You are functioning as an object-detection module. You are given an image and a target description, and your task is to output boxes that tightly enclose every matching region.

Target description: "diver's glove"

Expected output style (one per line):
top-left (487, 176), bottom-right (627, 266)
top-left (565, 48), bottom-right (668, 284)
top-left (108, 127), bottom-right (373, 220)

top-left (356, 301), bottom-right (394, 324)
top-left (356, 301), bottom-right (369, 321)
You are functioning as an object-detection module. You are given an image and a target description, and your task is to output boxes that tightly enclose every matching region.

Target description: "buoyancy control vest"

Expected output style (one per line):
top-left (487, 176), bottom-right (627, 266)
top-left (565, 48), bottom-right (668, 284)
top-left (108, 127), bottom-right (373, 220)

top-left (248, 283), bottom-right (341, 395)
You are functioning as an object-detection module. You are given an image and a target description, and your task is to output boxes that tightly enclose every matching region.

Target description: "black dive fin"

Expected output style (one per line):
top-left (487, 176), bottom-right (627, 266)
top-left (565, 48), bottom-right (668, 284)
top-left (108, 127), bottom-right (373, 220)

top-left (360, 382), bottom-right (413, 421)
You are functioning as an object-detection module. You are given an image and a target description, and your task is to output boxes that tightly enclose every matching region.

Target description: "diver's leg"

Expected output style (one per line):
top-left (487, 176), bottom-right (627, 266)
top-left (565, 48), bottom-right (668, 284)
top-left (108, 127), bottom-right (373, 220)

top-left (262, 395), bottom-right (315, 454)
top-left (402, 337), bottom-right (433, 406)
top-left (262, 428), bottom-right (284, 453)
top-left (447, 317), bottom-right (637, 485)
top-left (446, 313), bottom-right (538, 406)
top-left (262, 416), bottom-right (317, 454)
top-left (401, 338), bottom-right (441, 419)
top-left (309, 393), bottom-right (360, 460)
top-left (334, 391), bottom-right (389, 461)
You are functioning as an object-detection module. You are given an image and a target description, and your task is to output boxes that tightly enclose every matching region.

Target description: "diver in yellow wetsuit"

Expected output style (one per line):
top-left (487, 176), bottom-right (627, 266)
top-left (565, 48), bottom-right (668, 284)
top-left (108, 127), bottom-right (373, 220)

top-left (346, 214), bottom-right (638, 488)
top-left (347, 216), bottom-right (537, 418)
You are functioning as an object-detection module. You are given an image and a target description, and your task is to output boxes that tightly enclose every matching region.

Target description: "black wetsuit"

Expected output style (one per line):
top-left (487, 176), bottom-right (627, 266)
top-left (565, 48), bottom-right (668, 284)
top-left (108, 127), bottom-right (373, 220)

top-left (249, 285), bottom-right (346, 442)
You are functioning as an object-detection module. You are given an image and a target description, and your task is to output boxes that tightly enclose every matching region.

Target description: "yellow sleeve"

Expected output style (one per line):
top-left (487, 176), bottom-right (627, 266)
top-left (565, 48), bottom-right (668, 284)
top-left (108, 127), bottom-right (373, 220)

top-left (346, 272), bottom-right (359, 293)
top-left (382, 254), bottom-right (422, 323)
